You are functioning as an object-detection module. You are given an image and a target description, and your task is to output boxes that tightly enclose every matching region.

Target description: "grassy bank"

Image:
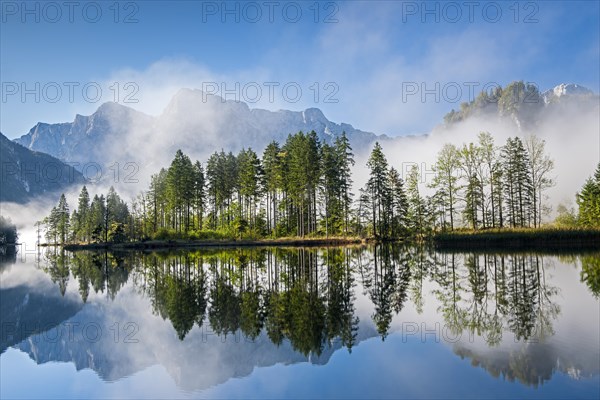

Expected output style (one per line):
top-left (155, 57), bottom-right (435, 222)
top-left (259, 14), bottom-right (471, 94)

top-left (433, 228), bottom-right (600, 252)
top-left (61, 236), bottom-right (365, 251)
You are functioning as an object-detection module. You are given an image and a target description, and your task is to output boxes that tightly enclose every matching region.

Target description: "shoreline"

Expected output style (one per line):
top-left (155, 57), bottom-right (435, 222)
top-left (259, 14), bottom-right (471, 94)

top-left (58, 237), bottom-right (367, 251)
top-left (36, 228), bottom-right (600, 252)
top-left (433, 228), bottom-right (600, 252)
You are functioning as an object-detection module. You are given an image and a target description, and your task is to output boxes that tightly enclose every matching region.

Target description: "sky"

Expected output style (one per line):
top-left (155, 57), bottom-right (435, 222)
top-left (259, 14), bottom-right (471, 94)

top-left (1, 0), bottom-right (599, 138)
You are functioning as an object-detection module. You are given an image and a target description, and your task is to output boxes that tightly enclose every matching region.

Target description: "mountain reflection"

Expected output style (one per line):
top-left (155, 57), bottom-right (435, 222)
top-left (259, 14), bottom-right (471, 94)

top-left (7, 245), bottom-right (599, 388)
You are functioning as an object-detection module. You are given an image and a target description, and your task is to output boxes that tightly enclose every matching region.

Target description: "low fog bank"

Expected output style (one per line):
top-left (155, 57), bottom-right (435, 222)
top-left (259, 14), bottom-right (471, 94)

top-left (362, 101), bottom-right (600, 220)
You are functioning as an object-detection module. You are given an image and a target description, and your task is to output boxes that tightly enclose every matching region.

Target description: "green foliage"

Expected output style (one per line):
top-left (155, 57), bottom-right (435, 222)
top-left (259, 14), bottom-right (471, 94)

top-left (554, 204), bottom-right (578, 228)
top-left (44, 193), bottom-right (70, 244)
top-left (430, 143), bottom-right (460, 230)
top-left (576, 163), bottom-right (600, 227)
top-left (580, 255), bottom-right (600, 298)
top-left (40, 130), bottom-right (570, 245)
top-left (501, 137), bottom-right (534, 228)
top-left (0, 216), bottom-right (18, 244)
top-left (107, 222), bottom-right (127, 243)
top-left (443, 81), bottom-right (542, 129)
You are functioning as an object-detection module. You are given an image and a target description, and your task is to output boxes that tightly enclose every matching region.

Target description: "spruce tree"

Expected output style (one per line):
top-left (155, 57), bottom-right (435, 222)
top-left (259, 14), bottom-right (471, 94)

top-left (577, 162), bottom-right (600, 227)
top-left (366, 142), bottom-right (391, 238)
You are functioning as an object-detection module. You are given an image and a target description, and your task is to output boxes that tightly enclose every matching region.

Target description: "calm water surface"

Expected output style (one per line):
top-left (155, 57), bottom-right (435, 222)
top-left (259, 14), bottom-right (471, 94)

top-left (1, 245), bottom-right (599, 399)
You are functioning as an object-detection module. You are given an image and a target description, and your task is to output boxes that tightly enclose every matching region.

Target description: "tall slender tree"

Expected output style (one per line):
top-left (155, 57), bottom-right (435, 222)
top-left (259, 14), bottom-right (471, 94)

top-left (430, 143), bottom-right (460, 231)
top-left (365, 142), bottom-right (391, 238)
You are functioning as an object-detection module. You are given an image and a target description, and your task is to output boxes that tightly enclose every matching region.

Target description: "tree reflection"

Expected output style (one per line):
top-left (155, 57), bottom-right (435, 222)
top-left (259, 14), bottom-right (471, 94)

top-left (42, 249), bottom-right (132, 301)
top-left (129, 248), bottom-right (359, 355)
top-left (32, 244), bottom-right (578, 386)
top-left (431, 252), bottom-right (560, 345)
top-left (358, 245), bottom-right (411, 340)
top-left (34, 246), bottom-right (565, 350)
top-left (0, 244), bottom-right (17, 272)
top-left (580, 254), bottom-right (600, 298)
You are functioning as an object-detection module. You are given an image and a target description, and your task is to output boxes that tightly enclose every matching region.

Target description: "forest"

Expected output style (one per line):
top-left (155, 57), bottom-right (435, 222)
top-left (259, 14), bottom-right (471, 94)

top-left (39, 130), bottom-right (600, 245)
top-left (0, 216), bottom-right (18, 245)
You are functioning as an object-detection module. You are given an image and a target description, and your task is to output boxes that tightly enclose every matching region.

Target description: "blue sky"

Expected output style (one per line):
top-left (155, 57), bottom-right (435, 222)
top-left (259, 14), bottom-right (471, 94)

top-left (1, 0), bottom-right (599, 138)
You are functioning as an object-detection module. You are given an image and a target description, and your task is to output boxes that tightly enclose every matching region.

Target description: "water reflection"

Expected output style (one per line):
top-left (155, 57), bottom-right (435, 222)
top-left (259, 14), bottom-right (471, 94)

top-left (128, 248), bottom-right (359, 355)
top-left (429, 253), bottom-right (560, 345)
top-left (1, 245), bottom-right (599, 393)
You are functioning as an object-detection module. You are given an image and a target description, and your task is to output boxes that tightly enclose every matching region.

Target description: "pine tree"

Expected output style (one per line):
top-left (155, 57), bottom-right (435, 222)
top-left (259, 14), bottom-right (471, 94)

top-left (463, 175), bottom-right (483, 229)
top-left (577, 162), bottom-right (600, 227)
top-left (89, 194), bottom-right (106, 242)
top-left (76, 186), bottom-right (90, 242)
top-left (406, 165), bottom-right (426, 235)
top-left (238, 148), bottom-right (263, 230)
top-left (479, 132), bottom-right (501, 228)
top-left (166, 150), bottom-right (195, 232)
top-left (106, 186), bottom-right (130, 241)
top-left (262, 141), bottom-right (283, 235)
top-left (55, 194), bottom-right (70, 244)
top-left (335, 132), bottom-right (355, 234)
top-left (388, 167), bottom-right (408, 237)
top-left (284, 132), bottom-right (321, 237)
top-left (501, 137), bottom-right (533, 227)
top-left (459, 142), bottom-right (483, 229)
top-left (365, 142), bottom-right (391, 238)
top-left (319, 143), bottom-right (343, 237)
top-left (193, 161), bottom-right (206, 230)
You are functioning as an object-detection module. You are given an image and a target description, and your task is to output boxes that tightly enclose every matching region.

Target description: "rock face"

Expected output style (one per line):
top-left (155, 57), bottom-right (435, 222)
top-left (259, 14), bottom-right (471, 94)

top-left (542, 83), bottom-right (595, 103)
top-left (14, 102), bottom-right (155, 169)
top-left (0, 132), bottom-right (86, 203)
top-left (14, 89), bottom-right (382, 171)
top-left (443, 82), bottom-right (598, 130)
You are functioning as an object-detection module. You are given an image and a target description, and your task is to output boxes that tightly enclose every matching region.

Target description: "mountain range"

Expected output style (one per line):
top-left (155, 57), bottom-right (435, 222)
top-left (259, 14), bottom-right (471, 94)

top-left (0, 132), bottom-right (86, 203)
top-left (2, 82), bottom-right (598, 204)
top-left (13, 88), bottom-right (382, 174)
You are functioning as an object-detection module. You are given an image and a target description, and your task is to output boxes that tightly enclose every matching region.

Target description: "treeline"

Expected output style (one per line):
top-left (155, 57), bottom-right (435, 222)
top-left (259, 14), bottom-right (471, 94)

top-left (0, 216), bottom-right (18, 245)
top-left (141, 131), bottom-right (353, 239)
top-left (41, 187), bottom-right (131, 245)
top-left (41, 130), bottom-right (598, 245)
top-left (556, 162), bottom-right (600, 228)
top-left (129, 131), bottom-right (356, 240)
top-left (362, 132), bottom-right (556, 237)
top-left (428, 132), bottom-right (555, 231)
top-left (41, 131), bottom-right (356, 243)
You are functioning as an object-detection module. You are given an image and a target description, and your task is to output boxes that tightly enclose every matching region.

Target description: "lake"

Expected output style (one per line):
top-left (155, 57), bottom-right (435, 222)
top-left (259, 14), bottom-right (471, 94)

top-left (1, 245), bottom-right (599, 399)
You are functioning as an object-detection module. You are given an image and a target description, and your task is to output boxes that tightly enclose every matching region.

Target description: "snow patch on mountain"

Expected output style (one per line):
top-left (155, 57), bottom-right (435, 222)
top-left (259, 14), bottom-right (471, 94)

top-left (542, 83), bottom-right (594, 104)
